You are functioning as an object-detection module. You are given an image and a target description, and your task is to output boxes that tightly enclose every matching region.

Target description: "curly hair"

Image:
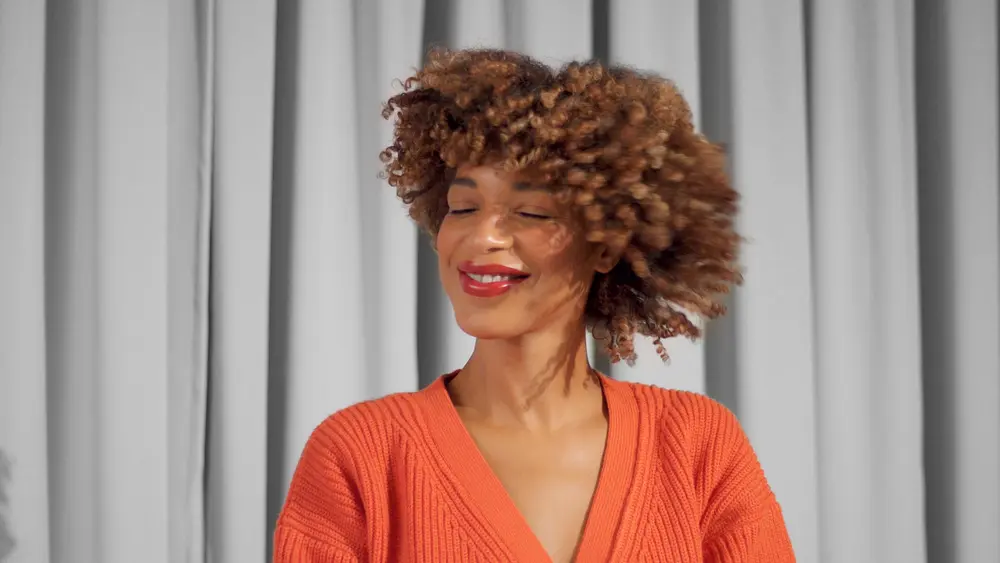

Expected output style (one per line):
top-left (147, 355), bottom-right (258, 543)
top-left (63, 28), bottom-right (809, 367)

top-left (380, 48), bottom-right (741, 364)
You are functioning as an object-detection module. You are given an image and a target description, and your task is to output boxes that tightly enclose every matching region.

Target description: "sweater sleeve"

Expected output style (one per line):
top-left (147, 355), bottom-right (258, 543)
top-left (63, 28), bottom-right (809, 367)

top-left (696, 398), bottom-right (796, 563)
top-left (273, 415), bottom-right (368, 562)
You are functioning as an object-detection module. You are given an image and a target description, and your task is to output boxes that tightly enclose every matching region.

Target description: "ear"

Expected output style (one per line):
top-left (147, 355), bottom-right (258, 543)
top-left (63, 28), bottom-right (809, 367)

top-left (593, 243), bottom-right (620, 274)
top-left (593, 231), bottom-right (632, 273)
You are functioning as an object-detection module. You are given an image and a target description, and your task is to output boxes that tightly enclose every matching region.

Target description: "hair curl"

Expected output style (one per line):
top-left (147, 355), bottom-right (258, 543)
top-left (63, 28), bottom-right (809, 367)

top-left (380, 48), bottom-right (741, 364)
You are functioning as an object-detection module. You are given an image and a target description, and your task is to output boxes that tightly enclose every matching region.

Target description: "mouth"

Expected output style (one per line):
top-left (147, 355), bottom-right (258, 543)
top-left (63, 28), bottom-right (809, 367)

top-left (458, 261), bottom-right (530, 298)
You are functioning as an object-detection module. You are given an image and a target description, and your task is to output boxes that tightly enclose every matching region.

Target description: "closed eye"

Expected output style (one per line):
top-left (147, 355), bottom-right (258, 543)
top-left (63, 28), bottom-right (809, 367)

top-left (518, 212), bottom-right (552, 220)
top-left (447, 208), bottom-right (475, 215)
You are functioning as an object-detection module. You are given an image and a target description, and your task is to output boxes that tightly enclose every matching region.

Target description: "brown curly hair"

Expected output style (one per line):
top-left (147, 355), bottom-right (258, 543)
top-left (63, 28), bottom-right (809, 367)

top-left (380, 48), bottom-right (741, 364)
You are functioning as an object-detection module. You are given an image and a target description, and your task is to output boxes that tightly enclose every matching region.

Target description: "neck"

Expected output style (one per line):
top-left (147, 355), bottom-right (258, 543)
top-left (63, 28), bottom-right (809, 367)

top-left (448, 322), bottom-right (605, 430)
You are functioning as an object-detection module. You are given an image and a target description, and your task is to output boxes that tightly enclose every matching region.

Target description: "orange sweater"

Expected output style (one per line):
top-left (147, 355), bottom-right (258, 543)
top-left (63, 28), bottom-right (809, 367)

top-left (274, 373), bottom-right (794, 562)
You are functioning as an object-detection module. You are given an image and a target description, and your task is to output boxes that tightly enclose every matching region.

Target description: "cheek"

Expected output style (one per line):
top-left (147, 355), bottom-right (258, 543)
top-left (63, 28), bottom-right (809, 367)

top-left (435, 221), bottom-right (460, 265)
top-left (520, 225), bottom-right (594, 282)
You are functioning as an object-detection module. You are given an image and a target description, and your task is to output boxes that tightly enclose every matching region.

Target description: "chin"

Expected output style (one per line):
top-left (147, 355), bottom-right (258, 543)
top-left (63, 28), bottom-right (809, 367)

top-left (453, 311), bottom-right (529, 340)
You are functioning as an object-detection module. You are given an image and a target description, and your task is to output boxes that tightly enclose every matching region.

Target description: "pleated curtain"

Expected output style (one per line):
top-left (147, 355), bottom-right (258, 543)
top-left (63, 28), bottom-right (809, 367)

top-left (0, 1), bottom-right (997, 562)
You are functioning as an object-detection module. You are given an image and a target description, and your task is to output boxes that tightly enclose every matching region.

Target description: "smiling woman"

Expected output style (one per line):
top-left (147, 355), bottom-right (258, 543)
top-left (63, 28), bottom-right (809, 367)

top-left (384, 48), bottom-right (741, 365)
top-left (439, 165), bottom-right (615, 340)
top-left (273, 48), bottom-right (794, 563)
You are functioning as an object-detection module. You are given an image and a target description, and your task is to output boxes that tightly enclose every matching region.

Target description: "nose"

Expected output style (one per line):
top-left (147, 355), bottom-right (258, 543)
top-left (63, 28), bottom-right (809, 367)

top-left (471, 209), bottom-right (514, 252)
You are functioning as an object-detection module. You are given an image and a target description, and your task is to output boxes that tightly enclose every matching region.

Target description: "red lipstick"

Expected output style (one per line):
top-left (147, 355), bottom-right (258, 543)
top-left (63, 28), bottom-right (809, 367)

top-left (458, 261), bottom-right (530, 298)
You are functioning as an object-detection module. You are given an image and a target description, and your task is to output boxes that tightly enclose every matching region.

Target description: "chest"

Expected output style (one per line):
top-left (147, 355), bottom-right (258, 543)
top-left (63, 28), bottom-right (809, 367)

top-left (463, 421), bottom-right (608, 563)
top-left (378, 445), bottom-right (706, 563)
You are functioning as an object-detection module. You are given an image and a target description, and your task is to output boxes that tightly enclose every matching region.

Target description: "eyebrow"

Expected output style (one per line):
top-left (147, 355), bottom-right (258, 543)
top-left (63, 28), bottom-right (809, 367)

top-left (450, 176), bottom-right (550, 192)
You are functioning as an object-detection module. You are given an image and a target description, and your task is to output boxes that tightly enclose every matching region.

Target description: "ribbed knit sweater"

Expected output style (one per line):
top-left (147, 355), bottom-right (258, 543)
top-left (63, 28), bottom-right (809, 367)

top-left (274, 373), bottom-right (795, 562)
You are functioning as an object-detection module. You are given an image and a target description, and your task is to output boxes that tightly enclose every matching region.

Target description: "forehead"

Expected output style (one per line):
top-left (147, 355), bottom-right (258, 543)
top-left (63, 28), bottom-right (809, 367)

top-left (450, 164), bottom-right (551, 193)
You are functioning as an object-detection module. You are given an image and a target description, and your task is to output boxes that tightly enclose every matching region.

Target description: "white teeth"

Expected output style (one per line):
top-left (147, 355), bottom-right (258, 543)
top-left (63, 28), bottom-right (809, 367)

top-left (468, 273), bottom-right (514, 283)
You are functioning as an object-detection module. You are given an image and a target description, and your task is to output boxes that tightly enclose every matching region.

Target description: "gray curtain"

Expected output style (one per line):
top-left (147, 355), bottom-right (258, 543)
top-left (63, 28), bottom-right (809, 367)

top-left (0, 1), bottom-right (997, 562)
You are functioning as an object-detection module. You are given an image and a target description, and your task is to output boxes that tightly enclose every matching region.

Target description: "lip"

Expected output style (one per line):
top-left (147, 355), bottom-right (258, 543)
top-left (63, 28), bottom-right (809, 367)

top-left (458, 261), bottom-right (530, 298)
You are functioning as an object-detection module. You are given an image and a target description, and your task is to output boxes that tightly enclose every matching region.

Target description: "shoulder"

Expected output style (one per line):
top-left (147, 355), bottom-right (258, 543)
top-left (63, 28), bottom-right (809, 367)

top-left (301, 390), bottom-right (423, 469)
top-left (612, 380), bottom-right (757, 486)
top-left (616, 381), bottom-right (789, 549)
top-left (616, 379), bottom-right (743, 442)
top-left (277, 391), bottom-right (421, 558)
top-left (277, 390), bottom-right (426, 541)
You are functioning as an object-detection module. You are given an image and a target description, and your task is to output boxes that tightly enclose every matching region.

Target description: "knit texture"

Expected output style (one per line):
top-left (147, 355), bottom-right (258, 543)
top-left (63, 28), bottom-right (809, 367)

top-left (274, 373), bottom-right (795, 562)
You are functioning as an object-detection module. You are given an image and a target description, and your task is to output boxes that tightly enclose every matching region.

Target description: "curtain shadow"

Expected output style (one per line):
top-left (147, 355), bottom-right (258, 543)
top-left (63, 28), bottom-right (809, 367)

top-left (914, 0), bottom-right (957, 560)
top-left (266, 0), bottom-right (301, 555)
top-left (44, 1), bottom-right (99, 561)
top-left (422, 0), bottom-right (451, 51)
top-left (416, 0), bottom-right (451, 389)
top-left (698, 0), bottom-right (740, 413)
top-left (416, 235), bottom-right (447, 388)
top-left (591, 0), bottom-right (609, 64)
top-left (503, 0), bottom-right (524, 53)
top-left (588, 1), bottom-right (615, 380)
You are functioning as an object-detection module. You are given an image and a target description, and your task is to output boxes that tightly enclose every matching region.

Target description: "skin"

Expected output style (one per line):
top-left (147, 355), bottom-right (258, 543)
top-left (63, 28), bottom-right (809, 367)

top-left (435, 164), bottom-right (620, 562)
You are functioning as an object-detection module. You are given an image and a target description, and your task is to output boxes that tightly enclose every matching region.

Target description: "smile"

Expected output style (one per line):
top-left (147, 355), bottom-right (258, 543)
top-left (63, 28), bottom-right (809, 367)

top-left (467, 273), bottom-right (523, 283)
top-left (458, 261), bottom-right (530, 298)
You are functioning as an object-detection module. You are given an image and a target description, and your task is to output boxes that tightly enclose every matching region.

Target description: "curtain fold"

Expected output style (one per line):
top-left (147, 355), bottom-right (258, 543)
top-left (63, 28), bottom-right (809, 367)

top-left (167, 1), bottom-right (213, 560)
top-left (353, 0), bottom-right (426, 398)
top-left (93, 0), bottom-right (172, 557)
top-left (863, 4), bottom-right (926, 561)
top-left (916, 2), bottom-right (1000, 561)
top-left (2, 1), bottom-right (180, 562)
top-left (267, 0), bottom-right (370, 544)
top-left (265, 0), bottom-right (427, 558)
top-left (39, 2), bottom-right (102, 561)
top-left (723, 2), bottom-right (822, 559)
top-left (0, 2), bottom-right (49, 562)
top-left (809, 3), bottom-right (925, 561)
top-left (207, 1), bottom-right (277, 562)
top-left (2, 1), bottom-right (999, 562)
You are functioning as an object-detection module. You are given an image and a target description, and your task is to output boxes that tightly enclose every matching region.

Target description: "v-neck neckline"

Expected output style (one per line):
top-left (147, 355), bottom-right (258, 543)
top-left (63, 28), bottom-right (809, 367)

top-left (420, 371), bottom-right (641, 562)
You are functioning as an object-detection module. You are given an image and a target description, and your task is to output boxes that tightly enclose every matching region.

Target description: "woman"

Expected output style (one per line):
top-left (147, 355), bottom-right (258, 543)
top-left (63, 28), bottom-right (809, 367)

top-left (274, 48), bottom-right (794, 562)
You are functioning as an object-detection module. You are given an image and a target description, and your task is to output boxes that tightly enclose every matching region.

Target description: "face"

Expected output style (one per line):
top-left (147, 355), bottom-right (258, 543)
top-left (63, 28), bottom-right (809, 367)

top-left (436, 165), bottom-right (616, 340)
